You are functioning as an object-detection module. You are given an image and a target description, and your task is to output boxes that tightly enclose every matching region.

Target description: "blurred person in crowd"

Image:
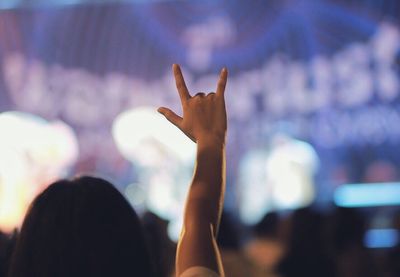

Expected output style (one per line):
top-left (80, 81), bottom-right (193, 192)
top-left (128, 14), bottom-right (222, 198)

top-left (326, 207), bottom-right (378, 277)
top-left (8, 64), bottom-right (229, 277)
top-left (386, 212), bottom-right (400, 277)
top-left (276, 207), bottom-right (335, 277)
top-left (216, 211), bottom-right (255, 277)
top-left (245, 212), bottom-right (285, 277)
top-left (142, 211), bottom-right (176, 277)
top-left (0, 231), bottom-right (16, 277)
top-left (9, 176), bottom-right (156, 277)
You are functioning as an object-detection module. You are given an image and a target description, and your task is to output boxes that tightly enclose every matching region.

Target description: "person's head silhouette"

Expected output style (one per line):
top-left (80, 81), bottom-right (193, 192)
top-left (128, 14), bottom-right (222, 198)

top-left (9, 176), bottom-right (155, 277)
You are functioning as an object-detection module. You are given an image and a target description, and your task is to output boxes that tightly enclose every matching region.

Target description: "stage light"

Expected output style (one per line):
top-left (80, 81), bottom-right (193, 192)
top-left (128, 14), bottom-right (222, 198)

top-left (364, 228), bottom-right (399, 248)
top-left (0, 111), bottom-right (78, 232)
top-left (238, 134), bottom-right (319, 225)
top-left (113, 107), bottom-right (195, 240)
top-left (112, 107), bottom-right (195, 165)
top-left (334, 182), bottom-right (400, 208)
top-left (0, 0), bottom-right (174, 10)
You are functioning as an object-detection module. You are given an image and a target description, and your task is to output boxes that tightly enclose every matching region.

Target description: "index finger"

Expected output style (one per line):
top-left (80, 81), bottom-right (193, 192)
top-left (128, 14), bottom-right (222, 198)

top-left (173, 64), bottom-right (190, 103)
top-left (216, 67), bottom-right (228, 96)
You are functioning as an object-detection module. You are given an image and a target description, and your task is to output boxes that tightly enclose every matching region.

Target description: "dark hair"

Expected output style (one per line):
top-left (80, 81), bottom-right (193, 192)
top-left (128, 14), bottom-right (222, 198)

top-left (253, 212), bottom-right (279, 238)
top-left (277, 208), bottom-right (335, 277)
top-left (216, 211), bottom-right (241, 250)
top-left (141, 212), bottom-right (176, 277)
top-left (9, 176), bottom-right (155, 277)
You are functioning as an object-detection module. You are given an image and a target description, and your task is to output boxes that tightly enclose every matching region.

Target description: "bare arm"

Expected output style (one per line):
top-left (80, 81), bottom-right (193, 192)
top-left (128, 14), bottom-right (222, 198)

top-left (158, 64), bottom-right (228, 276)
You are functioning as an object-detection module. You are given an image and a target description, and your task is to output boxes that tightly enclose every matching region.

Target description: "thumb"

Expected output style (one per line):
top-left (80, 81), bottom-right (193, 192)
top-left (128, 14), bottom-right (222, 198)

top-left (157, 107), bottom-right (183, 128)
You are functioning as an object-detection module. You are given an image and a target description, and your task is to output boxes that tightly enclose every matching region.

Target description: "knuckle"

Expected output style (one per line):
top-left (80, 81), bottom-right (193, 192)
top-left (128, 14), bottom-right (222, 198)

top-left (195, 92), bottom-right (206, 98)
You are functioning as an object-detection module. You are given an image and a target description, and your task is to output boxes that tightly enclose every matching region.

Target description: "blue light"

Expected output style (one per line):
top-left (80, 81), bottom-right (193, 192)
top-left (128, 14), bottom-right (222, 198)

top-left (0, 0), bottom-right (173, 10)
top-left (0, 0), bottom-right (21, 9)
top-left (334, 182), bottom-right (400, 207)
top-left (364, 229), bottom-right (399, 248)
top-left (0, 0), bottom-right (80, 9)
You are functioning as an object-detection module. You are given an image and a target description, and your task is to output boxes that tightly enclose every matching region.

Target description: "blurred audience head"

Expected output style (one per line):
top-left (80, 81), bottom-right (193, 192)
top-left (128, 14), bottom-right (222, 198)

top-left (329, 207), bottom-right (366, 253)
top-left (9, 176), bottom-right (154, 277)
top-left (277, 207), bottom-right (335, 277)
top-left (217, 211), bottom-right (241, 250)
top-left (287, 208), bottom-right (325, 251)
top-left (141, 211), bottom-right (175, 277)
top-left (0, 231), bottom-right (16, 277)
top-left (253, 211), bottom-right (280, 239)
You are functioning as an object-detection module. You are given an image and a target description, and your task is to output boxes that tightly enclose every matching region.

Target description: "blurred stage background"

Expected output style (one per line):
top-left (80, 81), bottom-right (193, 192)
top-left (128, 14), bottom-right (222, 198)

top-left (0, 0), bottom-right (400, 243)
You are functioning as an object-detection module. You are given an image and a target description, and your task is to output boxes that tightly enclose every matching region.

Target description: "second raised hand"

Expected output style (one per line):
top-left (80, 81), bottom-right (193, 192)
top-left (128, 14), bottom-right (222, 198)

top-left (158, 64), bottom-right (228, 145)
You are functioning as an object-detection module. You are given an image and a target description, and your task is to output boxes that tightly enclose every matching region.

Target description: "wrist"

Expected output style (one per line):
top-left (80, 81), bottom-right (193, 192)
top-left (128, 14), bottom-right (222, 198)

top-left (197, 134), bottom-right (226, 149)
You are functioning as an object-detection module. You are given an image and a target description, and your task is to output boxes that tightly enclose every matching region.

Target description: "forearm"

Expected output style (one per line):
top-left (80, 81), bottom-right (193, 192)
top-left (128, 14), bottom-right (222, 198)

top-left (164, 64), bottom-right (228, 276)
top-left (176, 140), bottom-right (226, 275)
top-left (184, 139), bottom-right (226, 236)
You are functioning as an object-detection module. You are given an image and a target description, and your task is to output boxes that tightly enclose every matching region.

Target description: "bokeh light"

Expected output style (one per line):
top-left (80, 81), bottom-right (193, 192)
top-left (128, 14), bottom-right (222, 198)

top-left (0, 111), bottom-right (78, 232)
top-left (112, 107), bottom-right (195, 240)
top-left (238, 133), bottom-right (319, 224)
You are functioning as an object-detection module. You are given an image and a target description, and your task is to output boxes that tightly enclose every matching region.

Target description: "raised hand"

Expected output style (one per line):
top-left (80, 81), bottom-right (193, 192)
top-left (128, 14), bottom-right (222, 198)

top-left (159, 64), bottom-right (228, 276)
top-left (158, 64), bottom-right (228, 146)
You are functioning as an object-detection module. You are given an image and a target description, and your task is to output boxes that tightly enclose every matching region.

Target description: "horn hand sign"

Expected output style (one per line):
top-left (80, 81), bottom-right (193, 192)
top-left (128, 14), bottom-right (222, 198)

top-left (158, 64), bottom-right (228, 146)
